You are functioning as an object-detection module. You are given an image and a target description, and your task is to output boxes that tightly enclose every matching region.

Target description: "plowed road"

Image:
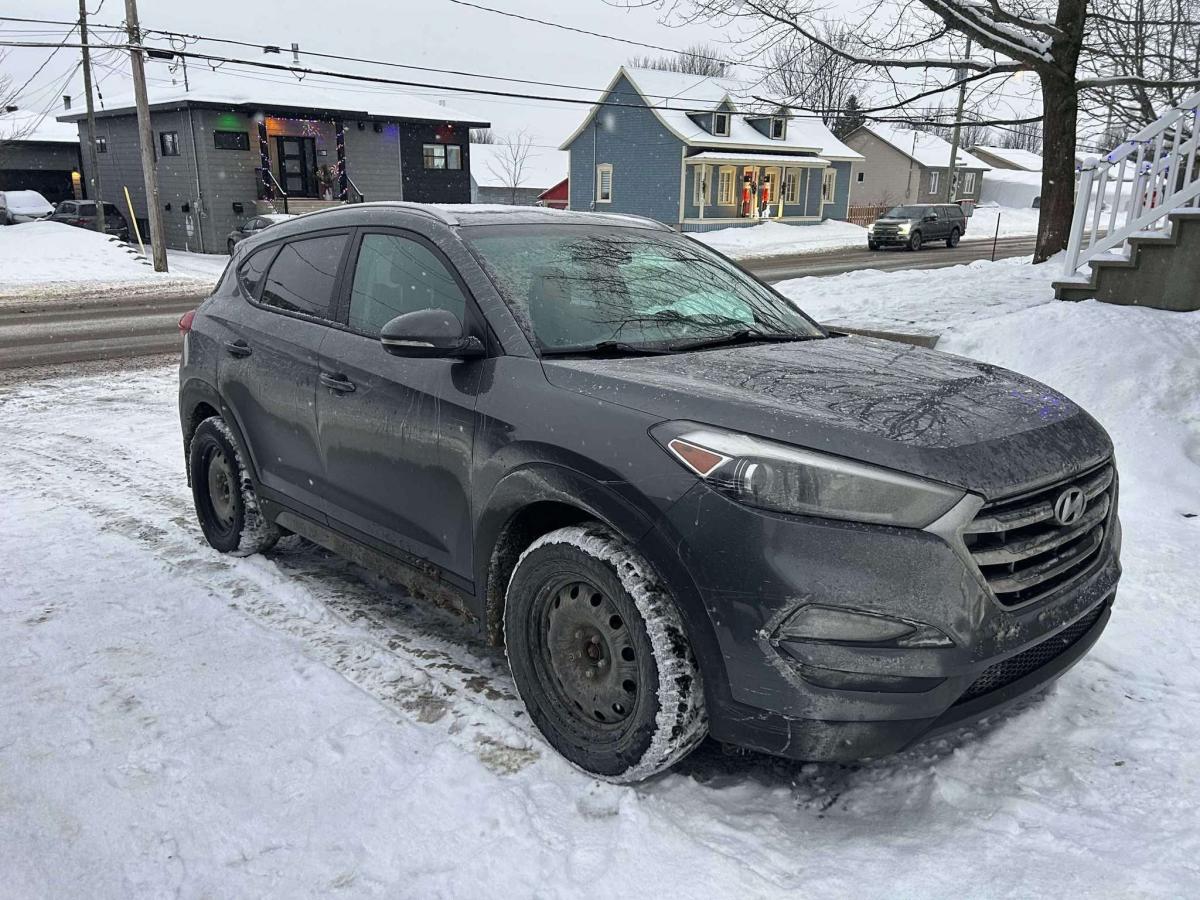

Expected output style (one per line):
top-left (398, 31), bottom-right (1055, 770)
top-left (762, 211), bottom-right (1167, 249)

top-left (0, 235), bottom-right (1036, 370)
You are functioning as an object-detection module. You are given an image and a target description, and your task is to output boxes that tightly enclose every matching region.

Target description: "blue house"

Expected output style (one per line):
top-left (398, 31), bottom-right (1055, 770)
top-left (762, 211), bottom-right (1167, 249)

top-left (559, 67), bottom-right (863, 231)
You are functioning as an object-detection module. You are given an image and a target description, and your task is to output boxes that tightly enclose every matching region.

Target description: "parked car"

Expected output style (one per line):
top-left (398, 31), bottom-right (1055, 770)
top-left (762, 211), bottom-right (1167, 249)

top-left (0, 189), bottom-right (55, 224)
top-left (47, 200), bottom-right (130, 241)
top-left (868, 203), bottom-right (967, 250)
top-left (178, 204), bottom-right (1121, 781)
top-left (226, 214), bottom-right (294, 254)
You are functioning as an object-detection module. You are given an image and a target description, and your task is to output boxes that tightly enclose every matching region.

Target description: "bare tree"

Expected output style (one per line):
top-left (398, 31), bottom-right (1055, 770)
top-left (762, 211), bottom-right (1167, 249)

top-left (998, 120), bottom-right (1044, 152)
top-left (0, 57), bottom-right (33, 151)
top-left (487, 130), bottom-right (535, 205)
top-left (627, 41), bottom-right (731, 76)
top-left (762, 23), bottom-right (866, 128)
top-left (470, 127), bottom-right (495, 144)
top-left (628, 0), bottom-right (1200, 262)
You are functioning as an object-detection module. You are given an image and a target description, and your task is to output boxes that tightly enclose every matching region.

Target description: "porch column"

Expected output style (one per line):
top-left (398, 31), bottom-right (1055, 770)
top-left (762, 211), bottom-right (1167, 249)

top-left (257, 119), bottom-right (271, 201)
top-left (698, 164), bottom-right (706, 220)
top-left (335, 120), bottom-right (348, 201)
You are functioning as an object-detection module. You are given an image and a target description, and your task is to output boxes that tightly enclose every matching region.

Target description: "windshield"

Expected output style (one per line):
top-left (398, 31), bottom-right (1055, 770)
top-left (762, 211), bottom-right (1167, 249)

top-left (884, 206), bottom-right (925, 218)
top-left (462, 224), bottom-right (822, 353)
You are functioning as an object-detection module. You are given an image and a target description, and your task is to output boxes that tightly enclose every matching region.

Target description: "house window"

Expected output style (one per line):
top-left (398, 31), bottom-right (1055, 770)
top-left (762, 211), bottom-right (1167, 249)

top-left (770, 117), bottom-right (786, 140)
top-left (214, 130), bottom-right (250, 151)
top-left (929, 171), bottom-right (941, 195)
top-left (963, 171), bottom-right (976, 193)
top-left (693, 167), bottom-right (709, 206)
top-left (822, 169), bottom-right (837, 203)
top-left (95, 136), bottom-right (107, 153)
top-left (423, 143), bottom-right (462, 170)
top-left (717, 167), bottom-right (735, 205)
top-left (713, 112), bottom-right (730, 137)
top-left (783, 168), bottom-right (800, 204)
top-left (159, 131), bottom-right (179, 157)
top-left (856, 171), bottom-right (865, 183)
top-left (595, 163), bottom-right (613, 203)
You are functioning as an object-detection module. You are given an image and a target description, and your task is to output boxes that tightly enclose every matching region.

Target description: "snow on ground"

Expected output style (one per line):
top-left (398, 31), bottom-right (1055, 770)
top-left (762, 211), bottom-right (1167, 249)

top-left (697, 207), bottom-right (1039, 260)
top-left (0, 221), bottom-right (222, 300)
top-left (3, 258), bottom-right (1200, 897)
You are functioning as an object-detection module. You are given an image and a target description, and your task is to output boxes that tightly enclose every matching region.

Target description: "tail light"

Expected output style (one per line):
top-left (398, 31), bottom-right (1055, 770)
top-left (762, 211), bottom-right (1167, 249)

top-left (178, 309), bottom-right (196, 333)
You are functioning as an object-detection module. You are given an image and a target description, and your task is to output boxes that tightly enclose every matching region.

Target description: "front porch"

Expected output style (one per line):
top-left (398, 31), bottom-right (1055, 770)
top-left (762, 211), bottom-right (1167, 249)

top-left (253, 114), bottom-right (366, 213)
top-left (682, 152), bottom-right (838, 231)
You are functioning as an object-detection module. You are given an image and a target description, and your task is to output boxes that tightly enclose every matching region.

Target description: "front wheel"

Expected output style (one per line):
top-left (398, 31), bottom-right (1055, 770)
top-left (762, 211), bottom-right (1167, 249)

top-left (867, 240), bottom-right (879, 251)
top-left (908, 230), bottom-right (923, 251)
top-left (505, 523), bottom-right (707, 782)
top-left (947, 227), bottom-right (960, 248)
top-left (189, 416), bottom-right (279, 556)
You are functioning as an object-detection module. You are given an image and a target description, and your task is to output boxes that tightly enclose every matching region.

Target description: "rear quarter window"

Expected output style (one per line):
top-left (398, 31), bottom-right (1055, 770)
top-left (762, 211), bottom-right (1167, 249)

top-left (236, 247), bottom-right (274, 298)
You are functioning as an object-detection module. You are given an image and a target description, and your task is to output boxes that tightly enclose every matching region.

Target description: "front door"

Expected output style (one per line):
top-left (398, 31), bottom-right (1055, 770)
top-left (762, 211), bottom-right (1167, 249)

top-left (316, 228), bottom-right (483, 581)
top-left (276, 136), bottom-right (317, 198)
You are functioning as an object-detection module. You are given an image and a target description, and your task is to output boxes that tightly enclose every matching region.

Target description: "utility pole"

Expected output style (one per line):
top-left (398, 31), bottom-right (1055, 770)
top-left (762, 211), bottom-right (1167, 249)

top-left (944, 38), bottom-right (971, 203)
top-left (124, 0), bottom-right (168, 271)
top-left (79, 0), bottom-right (105, 234)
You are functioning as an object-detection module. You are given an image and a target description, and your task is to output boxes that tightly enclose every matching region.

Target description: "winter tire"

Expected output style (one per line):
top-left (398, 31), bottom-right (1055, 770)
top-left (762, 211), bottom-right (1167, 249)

top-left (505, 523), bottom-right (707, 782)
top-left (908, 230), bottom-right (923, 251)
top-left (189, 416), bottom-right (280, 556)
top-left (947, 228), bottom-right (960, 248)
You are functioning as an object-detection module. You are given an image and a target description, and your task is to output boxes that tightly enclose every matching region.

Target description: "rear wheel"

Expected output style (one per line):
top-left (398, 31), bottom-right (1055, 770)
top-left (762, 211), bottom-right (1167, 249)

top-left (947, 227), bottom-right (960, 248)
top-left (189, 416), bottom-right (279, 556)
top-left (505, 523), bottom-right (707, 782)
top-left (908, 230), bottom-right (923, 251)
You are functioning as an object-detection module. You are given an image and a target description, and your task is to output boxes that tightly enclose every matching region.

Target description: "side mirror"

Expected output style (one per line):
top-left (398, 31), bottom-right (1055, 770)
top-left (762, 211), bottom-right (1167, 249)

top-left (380, 308), bottom-right (484, 359)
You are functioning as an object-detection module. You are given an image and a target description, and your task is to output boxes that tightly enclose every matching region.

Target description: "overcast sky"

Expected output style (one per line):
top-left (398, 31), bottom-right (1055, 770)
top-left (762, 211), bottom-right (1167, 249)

top-left (4, 0), bottom-right (745, 149)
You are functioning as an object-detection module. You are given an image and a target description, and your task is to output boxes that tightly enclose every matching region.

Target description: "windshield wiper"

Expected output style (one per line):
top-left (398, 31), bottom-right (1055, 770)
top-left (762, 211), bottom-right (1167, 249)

top-left (539, 340), bottom-right (674, 358)
top-left (667, 329), bottom-right (821, 353)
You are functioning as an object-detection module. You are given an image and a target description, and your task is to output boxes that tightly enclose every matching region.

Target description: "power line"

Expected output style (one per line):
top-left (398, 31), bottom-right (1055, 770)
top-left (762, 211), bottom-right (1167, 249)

top-left (8, 22), bottom-right (79, 104)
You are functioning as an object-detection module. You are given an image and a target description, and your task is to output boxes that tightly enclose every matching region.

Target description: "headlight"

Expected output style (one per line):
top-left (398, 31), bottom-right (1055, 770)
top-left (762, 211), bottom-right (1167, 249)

top-left (897, 223), bottom-right (911, 234)
top-left (867, 223), bottom-right (875, 233)
top-left (651, 423), bottom-right (964, 527)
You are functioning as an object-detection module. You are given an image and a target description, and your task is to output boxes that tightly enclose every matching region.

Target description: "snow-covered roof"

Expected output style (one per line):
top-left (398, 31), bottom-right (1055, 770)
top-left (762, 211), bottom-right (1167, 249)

top-left (0, 110), bottom-right (79, 144)
top-left (862, 124), bottom-right (991, 170)
top-left (58, 78), bottom-right (486, 126)
top-left (559, 67), bottom-right (863, 162)
top-left (972, 146), bottom-right (1042, 171)
top-left (686, 151), bottom-right (830, 167)
top-left (469, 143), bottom-right (568, 190)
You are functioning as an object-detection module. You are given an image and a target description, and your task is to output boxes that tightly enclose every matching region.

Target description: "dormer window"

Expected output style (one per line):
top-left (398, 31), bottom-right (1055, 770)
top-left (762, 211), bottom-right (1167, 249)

top-left (713, 112), bottom-right (730, 136)
top-left (771, 117), bottom-right (786, 140)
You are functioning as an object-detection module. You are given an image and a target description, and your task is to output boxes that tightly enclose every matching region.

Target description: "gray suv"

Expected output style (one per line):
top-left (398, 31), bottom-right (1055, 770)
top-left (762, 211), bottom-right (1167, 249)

top-left (178, 203), bottom-right (1121, 782)
top-left (868, 203), bottom-right (967, 251)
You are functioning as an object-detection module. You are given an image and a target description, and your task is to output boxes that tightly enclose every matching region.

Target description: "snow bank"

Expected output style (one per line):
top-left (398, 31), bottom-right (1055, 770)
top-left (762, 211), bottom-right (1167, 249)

top-left (979, 169), bottom-right (1044, 208)
top-left (3, 257), bottom-right (1199, 896)
top-left (0, 221), bottom-right (220, 298)
top-left (694, 219), bottom-right (868, 259)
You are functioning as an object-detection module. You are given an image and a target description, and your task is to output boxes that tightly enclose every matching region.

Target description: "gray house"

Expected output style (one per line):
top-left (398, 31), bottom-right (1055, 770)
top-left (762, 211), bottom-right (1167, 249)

top-left (57, 83), bottom-right (488, 254)
top-left (844, 124), bottom-right (991, 207)
top-left (0, 110), bottom-right (83, 205)
top-left (560, 67), bottom-right (862, 231)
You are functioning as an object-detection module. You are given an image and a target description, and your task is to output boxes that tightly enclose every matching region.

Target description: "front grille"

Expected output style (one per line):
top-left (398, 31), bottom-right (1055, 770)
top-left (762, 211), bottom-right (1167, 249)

top-left (874, 225), bottom-right (899, 236)
top-left (955, 601), bottom-right (1107, 704)
top-left (963, 461), bottom-right (1115, 607)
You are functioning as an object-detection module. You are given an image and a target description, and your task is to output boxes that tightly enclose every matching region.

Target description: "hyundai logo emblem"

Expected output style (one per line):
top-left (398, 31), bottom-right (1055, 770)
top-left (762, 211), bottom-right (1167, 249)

top-left (1053, 486), bottom-right (1087, 526)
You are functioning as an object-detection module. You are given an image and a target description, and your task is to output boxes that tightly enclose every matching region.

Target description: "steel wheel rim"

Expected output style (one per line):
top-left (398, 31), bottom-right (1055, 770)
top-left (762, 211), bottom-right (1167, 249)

top-left (540, 579), bottom-right (640, 730)
top-left (206, 450), bottom-right (237, 530)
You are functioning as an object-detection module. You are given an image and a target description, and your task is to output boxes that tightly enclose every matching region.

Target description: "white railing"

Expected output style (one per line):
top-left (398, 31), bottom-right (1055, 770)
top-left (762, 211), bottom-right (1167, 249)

top-left (1063, 89), bottom-right (1200, 278)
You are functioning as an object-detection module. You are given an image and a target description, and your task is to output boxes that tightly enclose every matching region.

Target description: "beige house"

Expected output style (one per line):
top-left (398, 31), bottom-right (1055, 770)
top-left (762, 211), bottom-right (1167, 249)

top-left (844, 124), bottom-right (991, 206)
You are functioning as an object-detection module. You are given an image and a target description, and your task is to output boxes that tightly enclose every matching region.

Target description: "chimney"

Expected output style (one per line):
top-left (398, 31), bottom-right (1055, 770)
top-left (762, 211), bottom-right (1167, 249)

top-left (63, 95), bottom-right (72, 110)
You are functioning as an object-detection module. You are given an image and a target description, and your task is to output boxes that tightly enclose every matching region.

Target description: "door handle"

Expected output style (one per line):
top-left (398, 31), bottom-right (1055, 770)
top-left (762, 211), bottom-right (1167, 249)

top-left (224, 339), bottom-right (252, 358)
top-left (320, 372), bottom-right (356, 393)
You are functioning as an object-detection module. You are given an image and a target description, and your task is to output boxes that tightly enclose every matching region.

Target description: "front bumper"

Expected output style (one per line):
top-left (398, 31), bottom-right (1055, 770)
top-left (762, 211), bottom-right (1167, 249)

top-left (868, 232), bottom-right (911, 246)
top-left (640, 481), bottom-right (1122, 762)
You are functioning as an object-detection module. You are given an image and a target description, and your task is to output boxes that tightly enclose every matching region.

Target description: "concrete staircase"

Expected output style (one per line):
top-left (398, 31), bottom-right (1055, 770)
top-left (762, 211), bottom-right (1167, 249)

top-left (254, 198), bottom-right (345, 216)
top-left (1054, 209), bottom-right (1200, 310)
top-left (1057, 90), bottom-right (1200, 311)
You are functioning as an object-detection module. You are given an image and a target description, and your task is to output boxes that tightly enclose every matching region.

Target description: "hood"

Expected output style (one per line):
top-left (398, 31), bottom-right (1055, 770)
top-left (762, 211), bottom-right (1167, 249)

top-left (543, 336), bottom-right (1112, 499)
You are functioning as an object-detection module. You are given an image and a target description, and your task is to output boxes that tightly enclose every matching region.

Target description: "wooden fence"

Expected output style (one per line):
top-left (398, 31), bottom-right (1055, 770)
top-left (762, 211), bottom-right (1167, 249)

top-left (845, 204), bottom-right (892, 226)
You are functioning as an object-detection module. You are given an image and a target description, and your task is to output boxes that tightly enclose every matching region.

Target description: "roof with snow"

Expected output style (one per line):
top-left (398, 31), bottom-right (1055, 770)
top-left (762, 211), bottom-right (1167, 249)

top-left (57, 79), bottom-right (487, 126)
top-left (972, 146), bottom-right (1042, 171)
top-left (858, 124), bottom-right (991, 170)
top-left (0, 110), bottom-right (80, 145)
top-left (469, 143), bottom-right (569, 190)
top-left (559, 66), bottom-right (862, 162)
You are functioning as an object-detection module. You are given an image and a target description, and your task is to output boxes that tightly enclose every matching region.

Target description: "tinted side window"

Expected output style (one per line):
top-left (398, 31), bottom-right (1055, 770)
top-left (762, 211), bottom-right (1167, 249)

top-left (237, 247), bottom-right (274, 298)
top-left (347, 233), bottom-right (467, 336)
top-left (261, 234), bottom-right (347, 319)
